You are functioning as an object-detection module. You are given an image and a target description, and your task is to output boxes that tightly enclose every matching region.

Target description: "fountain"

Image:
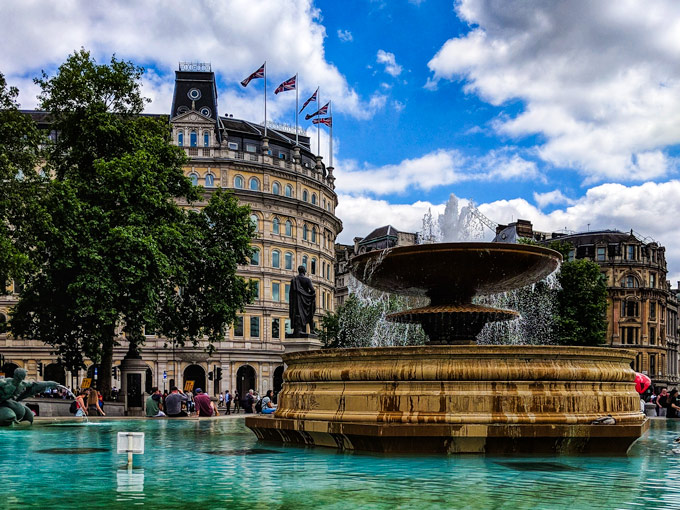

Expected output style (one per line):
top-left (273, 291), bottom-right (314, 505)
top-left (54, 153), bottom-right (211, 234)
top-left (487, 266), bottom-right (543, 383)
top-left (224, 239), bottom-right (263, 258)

top-left (246, 242), bottom-right (648, 454)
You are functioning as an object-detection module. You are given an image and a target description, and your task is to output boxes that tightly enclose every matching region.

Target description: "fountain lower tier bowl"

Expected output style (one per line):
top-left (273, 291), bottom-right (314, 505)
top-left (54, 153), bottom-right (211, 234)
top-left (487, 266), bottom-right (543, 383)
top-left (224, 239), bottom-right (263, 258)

top-left (246, 346), bottom-right (649, 454)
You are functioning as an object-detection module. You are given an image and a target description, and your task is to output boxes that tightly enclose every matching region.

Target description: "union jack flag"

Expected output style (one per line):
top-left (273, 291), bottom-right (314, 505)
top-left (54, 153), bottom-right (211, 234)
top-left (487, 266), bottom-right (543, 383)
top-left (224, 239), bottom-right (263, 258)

top-left (305, 101), bottom-right (329, 120)
top-left (299, 88), bottom-right (318, 113)
top-left (312, 117), bottom-right (332, 127)
top-left (274, 75), bottom-right (296, 94)
top-left (240, 63), bottom-right (265, 87)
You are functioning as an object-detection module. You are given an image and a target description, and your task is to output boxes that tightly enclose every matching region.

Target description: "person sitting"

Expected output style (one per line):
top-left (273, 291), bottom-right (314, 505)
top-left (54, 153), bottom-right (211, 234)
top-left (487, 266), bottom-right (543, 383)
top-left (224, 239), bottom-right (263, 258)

top-left (165, 386), bottom-right (189, 417)
top-left (261, 390), bottom-right (277, 415)
top-left (145, 387), bottom-right (166, 417)
top-left (194, 388), bottom-right (216, 417)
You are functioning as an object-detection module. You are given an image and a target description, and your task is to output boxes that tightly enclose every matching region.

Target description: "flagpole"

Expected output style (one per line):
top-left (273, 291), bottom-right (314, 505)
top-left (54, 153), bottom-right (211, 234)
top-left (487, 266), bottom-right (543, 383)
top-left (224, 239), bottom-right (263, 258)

top-left (317, 88), bottom-right (320, 156)
top-left (264, 61), bottom-right (268, 137)
top-left (329, 101), bottom-right (333, 168)
top-left (295, 73), bottom-right (299, 146)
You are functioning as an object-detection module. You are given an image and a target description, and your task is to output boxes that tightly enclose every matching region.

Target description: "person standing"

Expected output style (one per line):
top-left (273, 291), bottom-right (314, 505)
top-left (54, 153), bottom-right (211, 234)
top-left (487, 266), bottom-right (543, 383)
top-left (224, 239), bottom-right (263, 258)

top-left (234, 391), bottom-right (241, 414)
top-left (244, 389), bottom-right (256, 414)
top-left (165, 386), bottom-right (189, 417)
top-left (87, 388), bottom-right (105, 416)
top-left (667, 389), bottom-right (680, 419)
top-left (225, 390), bottom-right (232, 415)
top-left (218, 392), bottom-right (224, 408)
top-left (657, 388), bottom-right (668, 417)
top-left (145, 387), bottom-right (166, 417)
top-left (194, 388), bottom-right (215, 417)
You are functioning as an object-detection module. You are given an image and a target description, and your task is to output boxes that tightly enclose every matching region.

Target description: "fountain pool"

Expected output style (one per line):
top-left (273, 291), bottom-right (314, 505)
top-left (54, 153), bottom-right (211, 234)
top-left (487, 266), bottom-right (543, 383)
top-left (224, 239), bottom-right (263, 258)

top-left (1, 417), bottom-right (679, 509)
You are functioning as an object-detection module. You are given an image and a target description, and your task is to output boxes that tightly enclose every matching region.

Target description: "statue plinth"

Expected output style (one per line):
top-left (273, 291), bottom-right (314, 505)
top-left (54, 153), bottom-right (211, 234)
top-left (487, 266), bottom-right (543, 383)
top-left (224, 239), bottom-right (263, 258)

top-left (282, 335), bottom-right (322, 354)
top-left (119, 353), bottom-right (147, 417)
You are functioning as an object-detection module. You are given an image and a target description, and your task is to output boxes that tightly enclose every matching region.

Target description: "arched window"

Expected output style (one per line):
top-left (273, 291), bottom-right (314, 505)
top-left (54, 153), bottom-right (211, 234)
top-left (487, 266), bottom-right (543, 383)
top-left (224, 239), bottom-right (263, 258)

top-left (312, 193), bottom-right (317, 205)
top-left (272, 250), bottom-right (280, 268)
top-left (311, 258), bottom-right (317, 275)
top-left (234, 175), bottom-right (244, 189)
top-left (203, 131), bottom-right (210, 147)
top-left (285, 220), bottom-right (292, 236)
top-left (249, 177), bottom-right (260, 191)
top-left (272, 217), bottom-right (280, 234)
top-left (178, 131), bottom-right (184, 147)
top-left (190, 130), bottom-right (198, 147)
top-left (303, 224), bottom-right (309, 241)
top-left (272, 182), bottom-right (280, 195)
top-left (205, 174), bottom-right (214, 187)
top-left (624, 275), bottom-right (639, 288)
top-left (302, 190), bottom-right (308, 202)
top-left (250, 214), bottom-right (259, 231)
top-left (312, 226), bottom-right (317, 243)
top-left (189, 173), bottom-right (198, 186)
top-left (251, 248), bottom-right (260, 266)
top-left (285, 252), bottom-right (293, 270)
top-left (302, 255), bottom-right (308, 270)
top-left (285, 184), bottom-right (293, 197)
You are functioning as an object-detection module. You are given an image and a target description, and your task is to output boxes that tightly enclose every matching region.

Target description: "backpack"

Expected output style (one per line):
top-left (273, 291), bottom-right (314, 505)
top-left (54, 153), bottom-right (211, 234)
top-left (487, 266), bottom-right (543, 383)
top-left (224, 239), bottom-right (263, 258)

top-left (69, 400), bottom-right (78, 414)
top-left (255, 399), bottom-right (263, 413)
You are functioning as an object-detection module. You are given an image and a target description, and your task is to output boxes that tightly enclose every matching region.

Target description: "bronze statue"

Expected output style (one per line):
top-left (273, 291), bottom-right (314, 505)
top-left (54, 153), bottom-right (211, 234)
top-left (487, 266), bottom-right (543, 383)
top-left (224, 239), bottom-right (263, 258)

top-left (0, 368), bottom-right (57, 426)
top-left (289, 265), bottom-right (316, 336)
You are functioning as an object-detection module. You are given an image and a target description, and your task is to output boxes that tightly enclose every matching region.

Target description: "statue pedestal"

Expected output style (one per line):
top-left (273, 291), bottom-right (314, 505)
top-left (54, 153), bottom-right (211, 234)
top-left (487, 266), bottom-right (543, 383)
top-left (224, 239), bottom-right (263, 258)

top-left (119, 356), bottom-right (147, 417)
top-left (282, 335), bottom-right (323, 354)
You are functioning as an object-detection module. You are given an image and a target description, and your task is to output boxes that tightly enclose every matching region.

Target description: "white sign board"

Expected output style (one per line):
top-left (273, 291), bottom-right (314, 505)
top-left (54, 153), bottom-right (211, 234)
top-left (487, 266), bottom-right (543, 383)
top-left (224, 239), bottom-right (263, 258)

top-left (117, 432), bottom-right (145, 454)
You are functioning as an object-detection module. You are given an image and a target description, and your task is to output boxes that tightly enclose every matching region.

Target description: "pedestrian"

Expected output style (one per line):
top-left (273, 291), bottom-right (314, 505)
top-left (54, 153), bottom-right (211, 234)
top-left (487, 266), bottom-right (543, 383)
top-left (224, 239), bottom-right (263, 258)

top-left (234, 391), bottom-right (241, 414)
top-left (225, 390), bottom-right (232, 415)
top-left (87, 388), bottom-right (105, 416)
top-left (146, 387), bottom-right (166, 417)
top-left (244, 389), bottom-right (256, 414)
top-left (218, 392), bottom-right (224, 408)
top-left (165, 386), bottom-right (189, 417)
top-left (74, 390), bottom-right (88, 417)
top-left (667, 389), bottom-right (680, 419)
top-left (194, 388), bottom-right (215, 417)
top-left (657, 388), bottom-right (668, 417)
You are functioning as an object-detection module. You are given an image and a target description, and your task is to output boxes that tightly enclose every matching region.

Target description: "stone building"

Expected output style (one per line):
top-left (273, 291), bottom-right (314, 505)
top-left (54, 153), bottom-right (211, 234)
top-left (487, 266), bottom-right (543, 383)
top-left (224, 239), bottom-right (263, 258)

top-left (0, 63), bottom-right (342, 398)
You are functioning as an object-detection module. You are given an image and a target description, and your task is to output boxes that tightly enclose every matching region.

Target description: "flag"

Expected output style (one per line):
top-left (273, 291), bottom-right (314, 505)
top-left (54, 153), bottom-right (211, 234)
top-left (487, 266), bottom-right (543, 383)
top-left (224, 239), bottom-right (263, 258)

top-left (274, 75), bottom-right (296, 94)
top-left (312, 117), bottom-right (332, 127)
top-left (240, 63), bottom-right (265, 87)
top-left (305, 101), bottom-right (329, 120)
top-left (300, 88), bottom-right (318, 113)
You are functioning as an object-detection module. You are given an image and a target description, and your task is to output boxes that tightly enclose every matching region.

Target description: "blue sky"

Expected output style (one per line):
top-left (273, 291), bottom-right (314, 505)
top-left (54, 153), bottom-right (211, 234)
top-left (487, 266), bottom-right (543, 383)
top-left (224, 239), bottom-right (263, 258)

top-left (3, 0), bottom-right (680, 281)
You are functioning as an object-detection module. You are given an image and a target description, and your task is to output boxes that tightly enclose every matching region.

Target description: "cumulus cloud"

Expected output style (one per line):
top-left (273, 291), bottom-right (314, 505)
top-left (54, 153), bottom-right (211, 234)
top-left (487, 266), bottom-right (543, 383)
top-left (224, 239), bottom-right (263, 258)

top-left (1, 0), bottom-right (381, 120)
top-left (376, 50), bottom-right (403, 77)
top-left (428, 0), bottom-right (680, 183)
top-left (337, 29), bottom-right (353, 42)
top-left (533, 190), bottom-right (576, 209)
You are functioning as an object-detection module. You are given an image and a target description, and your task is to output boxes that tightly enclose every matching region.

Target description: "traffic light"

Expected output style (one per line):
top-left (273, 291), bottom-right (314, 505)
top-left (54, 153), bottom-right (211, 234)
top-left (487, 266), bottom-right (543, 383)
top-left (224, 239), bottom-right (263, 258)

top-left (37, 362), bottom-right (43, 376)
top-left (112, 366), bottom-right (118, 379)
top-left (208, 371), bottom-right (214, 381)
top-left (215, 367), bottom-right (222, 381)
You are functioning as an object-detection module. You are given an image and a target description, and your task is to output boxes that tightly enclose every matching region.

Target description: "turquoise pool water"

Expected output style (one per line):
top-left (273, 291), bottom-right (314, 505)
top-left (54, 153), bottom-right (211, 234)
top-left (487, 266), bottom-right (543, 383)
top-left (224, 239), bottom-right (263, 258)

top-left (1, 418), bottom-right (680, 509)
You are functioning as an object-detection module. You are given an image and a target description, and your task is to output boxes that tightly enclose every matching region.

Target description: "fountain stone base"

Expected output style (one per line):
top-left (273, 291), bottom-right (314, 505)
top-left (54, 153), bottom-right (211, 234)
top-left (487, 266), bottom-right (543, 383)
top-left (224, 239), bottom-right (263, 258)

top-left (246, 345), bottom-right (649, 454)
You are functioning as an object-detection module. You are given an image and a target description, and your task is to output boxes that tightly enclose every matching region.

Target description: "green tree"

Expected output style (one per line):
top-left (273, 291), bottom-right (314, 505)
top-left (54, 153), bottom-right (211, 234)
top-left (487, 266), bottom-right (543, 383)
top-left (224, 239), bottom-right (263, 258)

top-left (554, 258), bottom-right (608, 345)
top-left (10, 50), bottom-right (255, 395)
top-left (0, 73), bottom-right (45, 287)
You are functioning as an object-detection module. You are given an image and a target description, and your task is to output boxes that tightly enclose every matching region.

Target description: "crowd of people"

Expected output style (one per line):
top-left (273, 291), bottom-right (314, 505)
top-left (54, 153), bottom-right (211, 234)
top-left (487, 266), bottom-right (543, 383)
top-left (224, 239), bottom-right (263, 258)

top-left (648, 387), bottom-right (680, 418)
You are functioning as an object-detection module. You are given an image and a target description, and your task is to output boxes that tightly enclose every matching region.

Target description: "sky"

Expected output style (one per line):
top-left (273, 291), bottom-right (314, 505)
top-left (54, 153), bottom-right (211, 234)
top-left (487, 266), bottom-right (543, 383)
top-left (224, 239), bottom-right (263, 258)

top-left (3, 0), bottom-right (680, 281)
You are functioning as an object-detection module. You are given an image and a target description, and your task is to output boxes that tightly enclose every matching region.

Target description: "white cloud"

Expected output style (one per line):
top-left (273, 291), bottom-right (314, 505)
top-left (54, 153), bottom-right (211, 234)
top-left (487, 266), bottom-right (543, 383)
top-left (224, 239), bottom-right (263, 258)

top-left (393, 100), bottom-right (405, 112)
top-left (428, 0), bottom-right (680, 183)
top-left (376, 50), bottom-right (403, 77)
top-left (337, 29), bottom-right (353, 42)
top-left (533, 190), bottom-right (576, 209)
top-left (1, 0), bottom-right (381, 120)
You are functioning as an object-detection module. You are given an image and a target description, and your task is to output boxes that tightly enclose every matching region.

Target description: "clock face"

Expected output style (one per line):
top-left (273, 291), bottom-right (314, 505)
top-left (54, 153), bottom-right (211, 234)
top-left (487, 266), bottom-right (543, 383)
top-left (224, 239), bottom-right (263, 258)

top-left (200, 107), bottom-right (212, 118)
top-left (188, 88), bottom-right (201, 100)
top-left (177, 106), bottom-right (189, 115)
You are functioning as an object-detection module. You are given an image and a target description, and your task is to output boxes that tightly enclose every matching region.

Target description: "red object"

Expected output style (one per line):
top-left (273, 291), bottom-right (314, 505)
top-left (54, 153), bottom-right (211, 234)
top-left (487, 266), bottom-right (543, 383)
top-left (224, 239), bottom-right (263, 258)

top-left (635, 372), bottom-right (651, 394)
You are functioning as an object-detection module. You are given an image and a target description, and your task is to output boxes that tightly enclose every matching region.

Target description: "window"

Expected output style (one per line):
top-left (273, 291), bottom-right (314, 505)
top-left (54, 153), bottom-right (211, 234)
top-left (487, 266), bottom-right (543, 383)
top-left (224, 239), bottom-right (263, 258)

top-left (250, 247), bottom-right (260, 265)
top-left (285, 220), bottom-right (292, 236)
top-left (622, 327), bottom-right (638, 345)
top-left (285, 252), bottom-right (293, 270)
top-left (205, 174), bottom-right (215, 187)
top-left (650, 326), bottom-right (656, 345)
top-left (627, 245), bottom-right (635, 260)
top-left (228, 142), bottom-right (238, 150)
top-left (302, 255), bottom-right (308, 270)
top-left (326, 264), bottom-right (330, 280)
top-left (285, 185), bottom-right (293, 197)
top-left (203, 131), bottom-right (210, 147)
top-left (312, 193), bottom-right (317, 205)
top-left (249, 177), bottom-right (260, 191)
top-left (188, 88), bottom-right (201, 100)
top-left (250, 214), bottom-right (259, 231)
top-left (234, 316), bottom-right (244, 337)
top-left (322, 261), bottom-right (325, 279)
top-left (234, 175), bottom-right (244, 189)
top-left (624, 275), bottom-right (638, 288)
top-left (272, 182), bottom-right (280, 195)
top-left (190, 130), bottom-right (198, 147)
top-left (323, 198), bottom-right (326, 209)
top-left (272, 217), bottom-right (280, 235)
top-left (567, 249), bottom-right (575, 262)
top-left (622, 300), bottom-right (639, 317)
top-left (312, 227), bottom-right (317, 243)
top-left (272, 250), bottom-right (280, 268)
top-left (285, 284), bottom-right (290, 303)
top-left (596, 247), bottom-right (605, 261)
top-left (246, 143), bottom-right (257, 153)
top-left (251, 280), bottom-right (260, 299)
top-left (285, 318), bottom-right (292, 335)
top-left (303, 224), bottom-right (308, 241)
top-left (200, 107), bottom-right (211, 118)
top-left (178, 131), bottom-right (184, 146)
top-left (650, 353), bottom-right (656, 374)
top-left (272, 282), bottom-right (280, 302)
top-left (311, 258), bottom-right (317, 275)
top-left (278, 152), bottom-right (286, 160)
top-left (302, 190), bottom-right (308, 202)
top-left (650, 273), bottom-right (657, 288)
top-left (189, 173), bottom-right (198, 186)
top-left (250, 317), bottom-right (260, 338)
top-left (272, 318), bottom-right (280, 339)
top-left (650, 302), bottom-right (657, 320)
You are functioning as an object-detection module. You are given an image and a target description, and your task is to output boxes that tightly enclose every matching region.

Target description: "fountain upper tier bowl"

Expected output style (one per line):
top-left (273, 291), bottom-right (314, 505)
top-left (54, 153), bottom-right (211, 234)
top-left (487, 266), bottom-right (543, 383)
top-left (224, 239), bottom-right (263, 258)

top-left (351, 242), bottom-right (562, 301)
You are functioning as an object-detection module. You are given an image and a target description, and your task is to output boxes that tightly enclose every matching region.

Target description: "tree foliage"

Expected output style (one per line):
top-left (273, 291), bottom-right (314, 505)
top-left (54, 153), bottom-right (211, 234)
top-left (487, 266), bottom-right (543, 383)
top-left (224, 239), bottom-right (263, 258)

top-left (10, 50), bottom-right (255, 394)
